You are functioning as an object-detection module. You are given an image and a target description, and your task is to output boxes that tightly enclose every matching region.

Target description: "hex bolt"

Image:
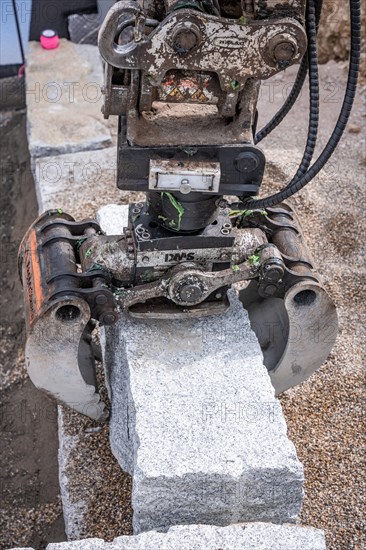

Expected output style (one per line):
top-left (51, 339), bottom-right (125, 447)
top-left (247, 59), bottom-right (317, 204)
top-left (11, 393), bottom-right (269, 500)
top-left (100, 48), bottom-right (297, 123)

top-left (220, 252), bottom-right (230, 261)
top-left (95, 294), bottom-right (108, 305)
top-left (266, 34), bottom-right (298, 66)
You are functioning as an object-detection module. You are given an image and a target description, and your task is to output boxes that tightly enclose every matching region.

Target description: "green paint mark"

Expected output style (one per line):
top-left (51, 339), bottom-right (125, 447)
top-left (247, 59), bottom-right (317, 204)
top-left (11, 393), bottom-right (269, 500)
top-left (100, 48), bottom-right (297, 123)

top-left (231, 265), bottom-right (240, 272)
top-left (85, 248), bottom-right (92, 258)
top-left (248, 254), bottom-right (261, 267)
top-left (57, 208), bottom-right (63, 214)
top-left (228, 209), bottom-right (243, 217)
top-left (238, 15), bottom-right (248, 25)
top-left (163, 192), bottom-right (185, 231)
top-left (231, 80), bottom-right (240, 91)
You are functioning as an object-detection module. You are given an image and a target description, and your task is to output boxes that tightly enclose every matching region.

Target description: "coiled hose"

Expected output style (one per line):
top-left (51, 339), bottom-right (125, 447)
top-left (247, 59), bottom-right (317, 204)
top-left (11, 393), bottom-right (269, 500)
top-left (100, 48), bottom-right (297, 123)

top-left (244, 0), bottom-right (361, 209)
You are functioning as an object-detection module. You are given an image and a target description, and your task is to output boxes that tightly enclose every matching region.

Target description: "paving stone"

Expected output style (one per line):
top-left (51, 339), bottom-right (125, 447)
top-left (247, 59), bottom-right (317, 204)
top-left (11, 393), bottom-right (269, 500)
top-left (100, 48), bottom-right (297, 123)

top-left (26, 40), bottom-right (111, 159)
top-left (33, 147), bottom-right (118, 214)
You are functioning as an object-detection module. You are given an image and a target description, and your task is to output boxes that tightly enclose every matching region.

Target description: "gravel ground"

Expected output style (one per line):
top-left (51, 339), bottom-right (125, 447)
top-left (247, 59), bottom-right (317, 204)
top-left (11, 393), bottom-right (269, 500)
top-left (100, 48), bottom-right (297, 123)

top-left (1, 60), bottom-right (365, 549)
top-left (59, 365), bottom-right (133, 541)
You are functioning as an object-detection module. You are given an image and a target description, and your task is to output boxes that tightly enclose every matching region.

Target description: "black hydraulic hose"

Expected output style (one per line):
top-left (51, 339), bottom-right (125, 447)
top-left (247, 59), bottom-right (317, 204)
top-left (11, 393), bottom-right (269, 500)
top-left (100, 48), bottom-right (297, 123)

top-left (243, 0), bottom-right (361, 209)
top-left (254, 0), bottom-right (323, 144)
top-left (290, 0), bottom-right (319, 182)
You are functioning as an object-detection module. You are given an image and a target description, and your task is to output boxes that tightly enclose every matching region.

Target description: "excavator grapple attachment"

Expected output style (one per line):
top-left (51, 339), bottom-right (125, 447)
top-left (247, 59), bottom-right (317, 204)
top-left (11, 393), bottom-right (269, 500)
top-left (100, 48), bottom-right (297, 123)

top-left (18, 211), bottom-right (116, 420)
top-left (17, 0), bottom-right (360, 419)
top-left (24, 296), bottom-right (108, 420)
top-left (239, 202), bottom-right (338, 394)
top-left (241, 281), bottom-right (338, 395)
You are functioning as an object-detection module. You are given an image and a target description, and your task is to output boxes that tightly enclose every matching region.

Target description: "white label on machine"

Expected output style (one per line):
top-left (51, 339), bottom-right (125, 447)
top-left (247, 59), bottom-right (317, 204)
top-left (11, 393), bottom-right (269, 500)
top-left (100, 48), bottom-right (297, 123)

top-left (148, 160), bottom-right (221, 194)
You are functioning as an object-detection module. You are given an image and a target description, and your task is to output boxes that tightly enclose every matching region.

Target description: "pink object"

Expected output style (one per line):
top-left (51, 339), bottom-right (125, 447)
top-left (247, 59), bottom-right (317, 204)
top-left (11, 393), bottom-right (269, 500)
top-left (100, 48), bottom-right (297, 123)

top-left (40, 29), bottom-right (59, 50)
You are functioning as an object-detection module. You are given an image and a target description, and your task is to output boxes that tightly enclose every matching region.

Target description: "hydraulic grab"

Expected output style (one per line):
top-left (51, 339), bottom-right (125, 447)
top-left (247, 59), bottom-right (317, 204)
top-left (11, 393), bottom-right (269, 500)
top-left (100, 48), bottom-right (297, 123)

top-left (19, 0), bottom-right (361, 420)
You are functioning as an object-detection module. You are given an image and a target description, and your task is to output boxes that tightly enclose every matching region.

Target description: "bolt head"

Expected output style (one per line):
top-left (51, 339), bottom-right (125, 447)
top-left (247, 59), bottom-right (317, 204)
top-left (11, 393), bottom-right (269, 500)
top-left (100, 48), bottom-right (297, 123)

top-left (234, 152), bottom-right (259, 173)
top-left (100, 313), bottom-right (117, 325)
top-left (179, 283), bottom-right (203, 303)
top-left (263, 262), bottom-right (284, 283)
top-left (95, 294), bottom-right (108, 305)
top-left (264, 284), bottom-right (277, 296)
top-left (171, 23), bottom-right (201, 54)
top-left (265, 33), bottom-right (299, 67)
top-left (273, 41), bottom-right (296, 62)
top-left (180, 179), bottom-right (191, 194)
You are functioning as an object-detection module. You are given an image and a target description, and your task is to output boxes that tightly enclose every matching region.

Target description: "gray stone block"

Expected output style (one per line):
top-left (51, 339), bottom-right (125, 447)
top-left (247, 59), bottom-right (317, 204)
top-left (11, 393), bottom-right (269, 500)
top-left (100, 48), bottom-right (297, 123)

top-left (58, 407), bottom-right (88, 541)
top-left (96, 204), bottom-right (129, 236)
top-left (98, 205), bottom-right (304, 534)
top-left (26, 40), bottom-right (111, 159)
top-left (33, 148), bottom-right (119, 215)
top-left (44, 523), bottom-right (326, 549)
